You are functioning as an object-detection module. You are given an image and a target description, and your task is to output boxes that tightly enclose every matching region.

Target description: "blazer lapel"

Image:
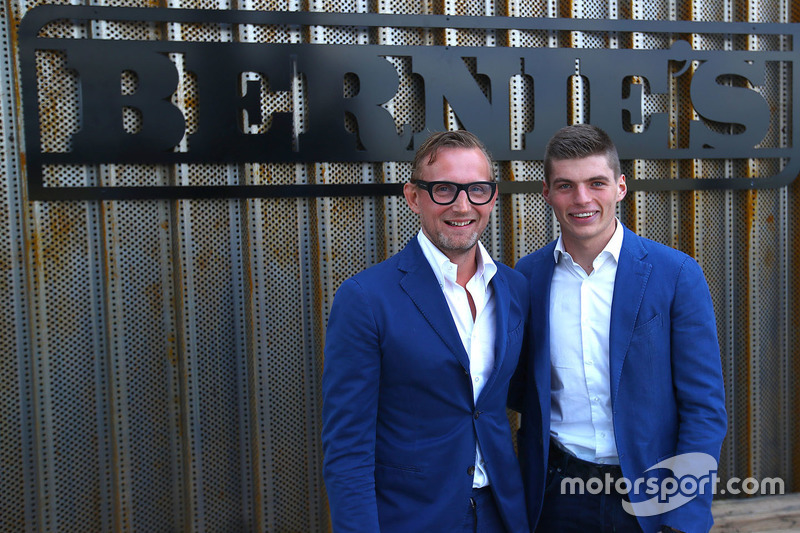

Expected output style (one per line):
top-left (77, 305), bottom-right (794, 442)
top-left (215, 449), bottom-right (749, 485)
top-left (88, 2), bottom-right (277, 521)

top-left (480, 270), bottom-right (509, 399)
top-left (398, 239), bottom-right (471, 373)
top-left (609, 228), bottom-right (652, 405)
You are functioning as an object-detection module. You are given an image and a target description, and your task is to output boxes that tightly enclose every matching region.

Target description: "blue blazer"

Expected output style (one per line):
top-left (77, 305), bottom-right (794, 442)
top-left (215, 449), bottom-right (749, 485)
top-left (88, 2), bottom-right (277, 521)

top-left (511, 226), bottom-right (727, 533)
top-left (322, 237), bottom-right (530, 533)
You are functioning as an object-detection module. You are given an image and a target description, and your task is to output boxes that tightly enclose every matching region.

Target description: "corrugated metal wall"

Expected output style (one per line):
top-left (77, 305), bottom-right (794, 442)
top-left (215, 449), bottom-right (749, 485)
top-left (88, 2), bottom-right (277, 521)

top-left (1, 0), bottom-right (798, 531)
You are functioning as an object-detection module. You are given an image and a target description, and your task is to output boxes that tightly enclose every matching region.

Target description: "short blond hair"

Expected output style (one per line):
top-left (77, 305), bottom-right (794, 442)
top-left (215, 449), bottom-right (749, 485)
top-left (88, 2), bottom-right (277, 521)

top-left (411, 130), bottom-right (493, 182)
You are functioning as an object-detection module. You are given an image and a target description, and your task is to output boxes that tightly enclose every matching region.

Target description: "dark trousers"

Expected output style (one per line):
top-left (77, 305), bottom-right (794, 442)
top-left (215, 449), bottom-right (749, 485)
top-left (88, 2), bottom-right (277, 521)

top-left (461, 486), bottom-right (507, 533)
top-left (536, 442), bottom-right (643, 533)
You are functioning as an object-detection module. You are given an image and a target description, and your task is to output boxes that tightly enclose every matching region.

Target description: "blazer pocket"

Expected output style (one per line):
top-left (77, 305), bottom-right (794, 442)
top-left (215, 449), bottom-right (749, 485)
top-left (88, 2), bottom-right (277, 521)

top-left (631, 313), bottom-right (668, 386)
top-left (633, 313), bottom-right (662, 335)
top-left (375, 460), bottom-right (423, 473)
top-left (506, 320), bottom-right (524, 344)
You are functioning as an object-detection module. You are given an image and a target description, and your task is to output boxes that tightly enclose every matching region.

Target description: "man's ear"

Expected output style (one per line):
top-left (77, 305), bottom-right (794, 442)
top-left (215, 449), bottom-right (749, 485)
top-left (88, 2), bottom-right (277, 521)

top-left (617, 174), bottom-right (628, 202)
top-left (404, 182), bottom-right (421, 214)
top-left (542, 179), bottom-right (551, 205)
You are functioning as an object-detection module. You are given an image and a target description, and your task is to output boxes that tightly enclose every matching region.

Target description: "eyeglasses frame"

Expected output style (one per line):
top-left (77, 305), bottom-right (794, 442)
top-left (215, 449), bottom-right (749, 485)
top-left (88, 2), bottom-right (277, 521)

top-left (410, 179), bottom-right (498, 206)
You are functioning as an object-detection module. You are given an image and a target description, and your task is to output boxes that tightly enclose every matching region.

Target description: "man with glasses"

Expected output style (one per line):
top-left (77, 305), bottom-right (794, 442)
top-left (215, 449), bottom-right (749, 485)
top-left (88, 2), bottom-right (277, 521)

top-left (322, 130), bottom-right (530, 533)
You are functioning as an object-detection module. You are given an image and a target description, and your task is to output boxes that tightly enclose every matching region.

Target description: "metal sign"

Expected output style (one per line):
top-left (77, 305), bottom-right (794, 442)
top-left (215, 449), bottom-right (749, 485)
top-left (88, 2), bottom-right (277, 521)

top-left (18, 6), bottom-right (800, 199)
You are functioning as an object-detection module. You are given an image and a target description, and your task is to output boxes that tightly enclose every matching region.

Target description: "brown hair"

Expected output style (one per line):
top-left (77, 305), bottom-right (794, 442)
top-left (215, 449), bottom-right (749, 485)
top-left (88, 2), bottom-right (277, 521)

top-left (544, 124), bottom-right (620, 184)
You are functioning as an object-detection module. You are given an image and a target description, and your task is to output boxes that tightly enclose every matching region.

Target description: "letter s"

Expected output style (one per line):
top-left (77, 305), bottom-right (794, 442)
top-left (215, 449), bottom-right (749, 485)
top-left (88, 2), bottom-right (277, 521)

top-left (689, 58), bottom-right (770, 153)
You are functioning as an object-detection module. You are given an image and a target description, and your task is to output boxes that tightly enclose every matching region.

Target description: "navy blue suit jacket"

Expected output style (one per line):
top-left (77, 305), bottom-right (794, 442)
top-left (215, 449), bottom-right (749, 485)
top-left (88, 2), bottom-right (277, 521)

top-left (322, 237), bottom-right (530, 532)
top-left (511, 226), bottom-right (727, 533)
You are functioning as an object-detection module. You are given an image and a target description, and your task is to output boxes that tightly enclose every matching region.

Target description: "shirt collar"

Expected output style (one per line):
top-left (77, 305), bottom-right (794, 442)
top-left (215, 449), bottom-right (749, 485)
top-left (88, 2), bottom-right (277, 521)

top-left (553, 218), bottom-right (624, 268)
top-left (417, 230), bottom-right (497, 289)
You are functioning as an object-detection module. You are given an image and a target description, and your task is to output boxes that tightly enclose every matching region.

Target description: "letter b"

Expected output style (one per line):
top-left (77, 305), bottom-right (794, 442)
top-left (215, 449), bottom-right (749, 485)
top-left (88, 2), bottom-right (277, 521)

top-left (68, 42), bottom-right (185, 159)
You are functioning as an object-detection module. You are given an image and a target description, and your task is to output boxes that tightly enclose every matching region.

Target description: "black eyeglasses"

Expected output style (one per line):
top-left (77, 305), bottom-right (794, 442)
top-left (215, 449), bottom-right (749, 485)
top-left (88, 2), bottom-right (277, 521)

top-left (411, 180), bottom-right (497, 205)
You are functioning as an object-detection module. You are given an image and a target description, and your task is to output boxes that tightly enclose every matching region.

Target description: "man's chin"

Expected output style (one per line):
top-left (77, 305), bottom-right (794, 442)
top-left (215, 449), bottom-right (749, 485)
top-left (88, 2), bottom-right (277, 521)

top-left (435, 233), bottom-right (480, 254)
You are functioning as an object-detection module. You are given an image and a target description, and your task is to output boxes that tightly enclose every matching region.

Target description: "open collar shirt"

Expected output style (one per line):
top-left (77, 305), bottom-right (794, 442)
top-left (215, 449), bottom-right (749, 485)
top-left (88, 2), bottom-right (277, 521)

top-left (417, 231), bottom-right (497, 487)
top-left (549, 219), bottom-right (624, 465)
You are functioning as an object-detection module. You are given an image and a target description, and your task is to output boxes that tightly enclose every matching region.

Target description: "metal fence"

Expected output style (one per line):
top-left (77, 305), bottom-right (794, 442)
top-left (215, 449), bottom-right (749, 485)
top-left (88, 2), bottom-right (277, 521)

top-left (1, 0), bottom-right (798, 531)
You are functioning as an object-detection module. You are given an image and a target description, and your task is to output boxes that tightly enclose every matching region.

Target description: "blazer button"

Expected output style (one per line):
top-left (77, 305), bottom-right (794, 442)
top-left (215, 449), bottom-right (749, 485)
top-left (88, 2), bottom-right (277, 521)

top-left (467, 466), bottom-right (475, 476)
top-left (473, 411), bottom-right (481, 419)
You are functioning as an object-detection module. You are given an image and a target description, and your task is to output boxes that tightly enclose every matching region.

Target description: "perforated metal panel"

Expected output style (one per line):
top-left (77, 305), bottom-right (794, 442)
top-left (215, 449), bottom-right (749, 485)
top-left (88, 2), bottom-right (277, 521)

top-left (1, 0), bottom-right (33, 530)
top-left (1, 0), bottom-right (799, 531)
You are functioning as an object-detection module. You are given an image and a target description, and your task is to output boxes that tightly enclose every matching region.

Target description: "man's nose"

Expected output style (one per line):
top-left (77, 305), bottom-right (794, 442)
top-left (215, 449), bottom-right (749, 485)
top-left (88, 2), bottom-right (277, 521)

top-left (574, 185), bottom-right (591, 203)
top-left (451, 189), bottom-right (471, 209)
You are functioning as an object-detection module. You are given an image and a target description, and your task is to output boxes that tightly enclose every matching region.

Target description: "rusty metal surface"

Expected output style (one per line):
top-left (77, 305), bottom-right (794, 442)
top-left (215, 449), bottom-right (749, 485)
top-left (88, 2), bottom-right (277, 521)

top-left (1, 0), bottom-right (798, 532)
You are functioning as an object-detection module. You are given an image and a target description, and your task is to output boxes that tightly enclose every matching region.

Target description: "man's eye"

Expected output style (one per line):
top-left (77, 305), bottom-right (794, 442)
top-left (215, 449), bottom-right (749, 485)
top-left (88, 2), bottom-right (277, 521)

top-left (433, 184), bottom-right (455, 193)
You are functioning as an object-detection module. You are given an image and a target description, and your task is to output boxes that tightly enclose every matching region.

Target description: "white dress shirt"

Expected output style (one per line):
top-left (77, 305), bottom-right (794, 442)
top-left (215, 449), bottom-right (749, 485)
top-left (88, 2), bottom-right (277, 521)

top-left (549, 220), bottom-right (624, 465)
top-left (417, 231), bottom-right (497, 487)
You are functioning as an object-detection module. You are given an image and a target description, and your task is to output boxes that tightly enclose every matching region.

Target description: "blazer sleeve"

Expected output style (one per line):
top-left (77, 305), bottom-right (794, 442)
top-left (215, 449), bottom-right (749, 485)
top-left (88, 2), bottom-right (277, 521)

top-left (507, 256), bottom-right (534, 413)
top-left (507, 331), bottom-right (528, 413)
top-left (662, 257), bottom-right (728, 532)
top-left (321, 278), bottom-right (382, 533)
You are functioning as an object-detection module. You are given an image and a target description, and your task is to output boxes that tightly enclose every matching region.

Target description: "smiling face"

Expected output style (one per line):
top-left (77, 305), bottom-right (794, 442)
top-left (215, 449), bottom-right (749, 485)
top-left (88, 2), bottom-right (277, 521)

top-left (543, 154), bottom-right (627, 257)
top-left (403, 146), bottom-right (496, 265)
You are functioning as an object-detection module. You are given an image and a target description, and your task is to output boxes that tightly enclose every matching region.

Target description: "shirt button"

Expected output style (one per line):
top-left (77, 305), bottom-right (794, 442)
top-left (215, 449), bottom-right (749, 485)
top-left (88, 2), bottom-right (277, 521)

top-left (467, 466), bottom-right (475, 476)
top-left (585, 360), bottom-right (593, 366)
top-left (474, 377), bottom-right (480, 383)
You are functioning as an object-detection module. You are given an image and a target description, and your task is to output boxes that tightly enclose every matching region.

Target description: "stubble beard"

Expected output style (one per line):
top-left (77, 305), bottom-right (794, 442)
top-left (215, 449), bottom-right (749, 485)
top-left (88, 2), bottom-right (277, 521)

top-left (433, 229), bottom-right (481, 257)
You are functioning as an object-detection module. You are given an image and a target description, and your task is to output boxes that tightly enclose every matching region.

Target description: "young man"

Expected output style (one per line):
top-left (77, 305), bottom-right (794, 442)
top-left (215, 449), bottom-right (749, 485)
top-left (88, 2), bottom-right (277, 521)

top-left (322, 130), bottom-right (530, 532)
top-left (511, 124), bottom-right (727, 532)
